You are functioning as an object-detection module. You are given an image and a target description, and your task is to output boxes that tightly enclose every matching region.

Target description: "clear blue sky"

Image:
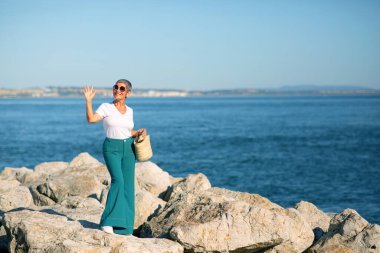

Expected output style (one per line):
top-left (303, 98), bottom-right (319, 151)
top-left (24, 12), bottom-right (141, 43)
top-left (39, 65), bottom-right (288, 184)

top-left (0, 0), bottom-right (379, 90)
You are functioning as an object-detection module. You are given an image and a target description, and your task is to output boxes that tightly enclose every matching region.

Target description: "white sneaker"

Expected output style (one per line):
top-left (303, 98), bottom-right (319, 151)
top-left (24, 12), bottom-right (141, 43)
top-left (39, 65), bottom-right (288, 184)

top-left (101, 226), bottom-right (114, 234)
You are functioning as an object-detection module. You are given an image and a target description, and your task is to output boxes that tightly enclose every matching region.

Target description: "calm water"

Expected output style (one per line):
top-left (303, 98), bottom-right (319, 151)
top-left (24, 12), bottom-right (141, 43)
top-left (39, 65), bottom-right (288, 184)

top-left (0, 96), bottom-right (379, 224)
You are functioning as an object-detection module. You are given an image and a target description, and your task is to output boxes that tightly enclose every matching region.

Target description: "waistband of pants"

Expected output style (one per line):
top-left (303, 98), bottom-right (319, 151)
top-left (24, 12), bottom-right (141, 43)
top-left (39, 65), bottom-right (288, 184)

top-left (105, 137), bottom-right (134, 143)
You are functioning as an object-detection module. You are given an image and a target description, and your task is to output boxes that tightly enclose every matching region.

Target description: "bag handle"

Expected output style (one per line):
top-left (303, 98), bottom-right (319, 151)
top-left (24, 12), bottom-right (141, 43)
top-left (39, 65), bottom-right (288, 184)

top-left (136, 130), bottom-right (145, 143)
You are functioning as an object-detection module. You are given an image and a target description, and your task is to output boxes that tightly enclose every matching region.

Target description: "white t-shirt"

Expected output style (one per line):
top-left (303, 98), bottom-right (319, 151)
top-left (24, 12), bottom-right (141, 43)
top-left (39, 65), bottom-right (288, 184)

top-left (95, 102), bottom-right (134, 139)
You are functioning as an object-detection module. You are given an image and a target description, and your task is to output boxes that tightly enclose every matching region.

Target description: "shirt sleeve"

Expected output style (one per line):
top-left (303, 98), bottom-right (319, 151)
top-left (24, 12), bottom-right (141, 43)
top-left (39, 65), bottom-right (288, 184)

top-left (95, 103), bottom-right (107, 118)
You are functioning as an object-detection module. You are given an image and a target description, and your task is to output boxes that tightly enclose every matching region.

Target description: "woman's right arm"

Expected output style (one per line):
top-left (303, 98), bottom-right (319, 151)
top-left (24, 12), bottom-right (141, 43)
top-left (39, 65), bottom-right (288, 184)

top-left (83, 85), bottom-right (103, 124)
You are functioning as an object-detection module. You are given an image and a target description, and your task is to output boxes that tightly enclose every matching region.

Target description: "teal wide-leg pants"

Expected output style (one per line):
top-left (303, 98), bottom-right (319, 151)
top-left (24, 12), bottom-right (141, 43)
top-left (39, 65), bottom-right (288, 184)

top-left (99, 137), bottom-right (136, 235)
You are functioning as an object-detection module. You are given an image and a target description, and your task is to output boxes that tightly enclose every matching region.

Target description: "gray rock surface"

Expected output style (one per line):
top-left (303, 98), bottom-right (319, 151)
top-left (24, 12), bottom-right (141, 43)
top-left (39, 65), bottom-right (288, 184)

top-left (36, 173), bottom-right (103, 203)
top-left (136, 161), bottom-right (181, 199)
top-left (308, 209), bottom-right (380, 253)
top-left (295, 200), bottom-right (331, 242)
top-left (2, 209), bottom-right (183, 253)
top-left (68, 152), bottom-right (104, 169)
top-left (163, 173), bottom-right (212, 202)
top-left (208, 187), bottom-right (282, 209)
top-left (0, 179), bottom-right (34, 212)
top-left (0, 167), bottom-right (33, 182)
top-left (141, 190), bottom-right (314, 252)
top-left (51, 195), bottom-right (105, 226)
top-left (34, 161), bottom-right (68, 175)
top-left (29, 183), bottom-right (57, 206)
top-left (135, 189), bottom-right (167, 229)
top-left (295, 201), bottom-right (330, 231)
top-left (1, 153), bottom-right (378, 253)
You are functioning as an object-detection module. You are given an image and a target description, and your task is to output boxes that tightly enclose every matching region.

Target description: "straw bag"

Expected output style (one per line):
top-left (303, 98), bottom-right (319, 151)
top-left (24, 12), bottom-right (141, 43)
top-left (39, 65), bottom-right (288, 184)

top-left (134, 133), bottom-right (153, 162)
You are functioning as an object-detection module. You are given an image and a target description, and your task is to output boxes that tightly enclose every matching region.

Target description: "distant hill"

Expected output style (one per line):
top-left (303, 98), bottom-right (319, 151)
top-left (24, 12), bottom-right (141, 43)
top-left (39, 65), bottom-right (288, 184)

top-left (278, 85), bottom-right (375, 91)
top-left (0, 85), bottom-right (379, 98)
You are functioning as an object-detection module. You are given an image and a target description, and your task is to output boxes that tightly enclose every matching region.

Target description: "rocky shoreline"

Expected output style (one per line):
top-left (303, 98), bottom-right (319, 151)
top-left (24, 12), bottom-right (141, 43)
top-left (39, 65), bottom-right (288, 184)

top-left (0, 152), bottom-right (379, 252)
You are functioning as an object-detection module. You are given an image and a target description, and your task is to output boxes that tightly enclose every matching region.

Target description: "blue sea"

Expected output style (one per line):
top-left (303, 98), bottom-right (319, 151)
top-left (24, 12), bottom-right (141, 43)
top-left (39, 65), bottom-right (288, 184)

top-left (0, 96), bottom-right (379, 224)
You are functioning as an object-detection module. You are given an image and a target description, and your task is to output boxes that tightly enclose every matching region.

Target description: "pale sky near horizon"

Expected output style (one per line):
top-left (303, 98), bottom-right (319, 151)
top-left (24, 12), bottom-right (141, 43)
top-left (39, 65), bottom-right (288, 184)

top-left (0, 0), bottom-right (379, 90)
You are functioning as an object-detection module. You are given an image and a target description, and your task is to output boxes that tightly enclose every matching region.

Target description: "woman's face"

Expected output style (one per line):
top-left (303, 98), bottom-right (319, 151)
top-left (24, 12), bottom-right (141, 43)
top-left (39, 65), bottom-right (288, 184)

top-left (113, 82), bottom-right (129, 100)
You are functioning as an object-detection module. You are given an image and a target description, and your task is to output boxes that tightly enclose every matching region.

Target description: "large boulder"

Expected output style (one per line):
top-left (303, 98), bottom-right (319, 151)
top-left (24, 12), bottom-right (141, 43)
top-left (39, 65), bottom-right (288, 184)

top-left (163, 173), bottom-right (211, 202)
top-left (135, 189), bottom-right (167, 230)
top-left (18, 171), bottom-right (49, 186)
top-left (34, 161), bottom-right (68, 175)
top-left (308, 209), bottom-right (380, 253)
top-left (295, 201), bottom-right (331, 242)
top-left (0, 179), bottom-right (34, 212)
top-left (140, 190), bottom-right (314, 252)
top-left (4, 169), bottom-right (53, 207)
top-left (68, 152), bottom-right (103, 169)
top-left (0, 167), bottom-right (33, 182)
top-left (29, 184), bottom-right (57, 206)
top-left (36, 173), bottom-right (103, 203)
top-left (63, 164), bottom-right (110, 187)
top-left (51, 196), bottom-right (105, 227)
top-left (0, 179), bottom-right (20, 189)
top-left (1, 209), bottom-right (183, 253)
top-left (208, 187), bottom-right (282, 209)
top-left (136, 161), bottom-right (181, 199)
top-left (65, 153), bottom-right (110, 186)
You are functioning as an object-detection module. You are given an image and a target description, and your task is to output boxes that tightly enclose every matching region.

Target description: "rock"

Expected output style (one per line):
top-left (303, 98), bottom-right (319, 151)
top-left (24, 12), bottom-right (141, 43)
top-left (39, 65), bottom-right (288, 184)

top-left (140, 190), bottom-right (314, 252)
top-left (18, 171), bottom-right (48, 186)
top-left (65, 153), bottom-right (109, 188)
top-left (308, 209), bottom-right (380, 253)
top-left (51, 239), bottom-right (112, 253)
top-left (0, 167), bottom-right (33, 182)
top-left (68, 152), bottom-right (104, 169)
top-left (1, 209), bottom-right (184, 253)
top-left (0, 167), bottom-right (53, 208)
top-left (3, 210), bottom-right (83, 252)
top-left (0, 179), bottom-right (33, 212)
top-left (51, 196), bottom-right (104, 226)
top-left (29, 184), bottom-right (56, 206)
top-left (208, 187), bottom-right (282, 209)
top-left (264, 208), bottom-right (314, 253)
top-left (1, 155), bottom-right (378, 253)
top-left (63, 164), bottom-right (110, 187)
top-left (295, 201), bottom-right (331, 242)
top-left (163, 173), bottom-right (211, 202)
top-left (34, 161), bottom-right (68, 175)
top-left (3, 169), bottom-right (52, 208)
top-left (14, 171), bottom-right (53, 207)
top-left (135, 190), bottom-right (167, 230)
top-left (36, 173), bottom-right (103, 203)
top-left (116, 236), bottom-right (184, 253)
top-left (0, 179), bottom-right (20, 190)
top-left (0, 224), bottom-right (7, 252)
top-left (136, 161), bottom-right (180, 199)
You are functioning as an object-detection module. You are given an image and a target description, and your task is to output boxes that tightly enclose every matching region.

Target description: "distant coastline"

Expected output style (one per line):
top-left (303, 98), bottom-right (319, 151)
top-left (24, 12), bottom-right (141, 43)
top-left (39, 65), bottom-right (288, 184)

top-left (0, 85), bottom-right (380, 98)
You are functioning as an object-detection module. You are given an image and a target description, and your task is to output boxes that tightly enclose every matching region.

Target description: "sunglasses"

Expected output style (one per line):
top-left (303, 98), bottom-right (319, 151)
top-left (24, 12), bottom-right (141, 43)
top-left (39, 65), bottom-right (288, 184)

top-left (113, 84), bottom-right (128, 92)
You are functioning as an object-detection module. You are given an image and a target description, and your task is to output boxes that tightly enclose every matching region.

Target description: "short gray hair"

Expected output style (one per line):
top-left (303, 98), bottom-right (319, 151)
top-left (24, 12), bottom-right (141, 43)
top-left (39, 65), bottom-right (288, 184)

top-left (115, 79), bottom-right (132, 90)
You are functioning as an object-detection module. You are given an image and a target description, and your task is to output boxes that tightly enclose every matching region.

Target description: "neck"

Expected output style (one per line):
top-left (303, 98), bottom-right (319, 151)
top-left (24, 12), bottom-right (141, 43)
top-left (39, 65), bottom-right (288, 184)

top-left (113, 99), bottom-right (126, 107)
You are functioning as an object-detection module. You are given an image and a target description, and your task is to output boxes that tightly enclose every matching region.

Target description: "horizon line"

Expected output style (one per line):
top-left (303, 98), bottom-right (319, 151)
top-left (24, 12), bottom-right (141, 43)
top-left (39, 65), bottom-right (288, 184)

top-left (1, 84), bottom-right (379, 91)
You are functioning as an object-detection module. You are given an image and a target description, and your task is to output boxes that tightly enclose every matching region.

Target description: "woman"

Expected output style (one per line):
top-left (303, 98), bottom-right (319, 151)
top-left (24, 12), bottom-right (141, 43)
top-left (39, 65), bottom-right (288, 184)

top-left (83, 79), bottom-right (146, 235)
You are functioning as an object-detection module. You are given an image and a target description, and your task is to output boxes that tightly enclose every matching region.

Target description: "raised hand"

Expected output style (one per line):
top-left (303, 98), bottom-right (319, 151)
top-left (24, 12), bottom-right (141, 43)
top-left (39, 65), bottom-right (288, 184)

top-left (83, 85), bottom-right (96, 102)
